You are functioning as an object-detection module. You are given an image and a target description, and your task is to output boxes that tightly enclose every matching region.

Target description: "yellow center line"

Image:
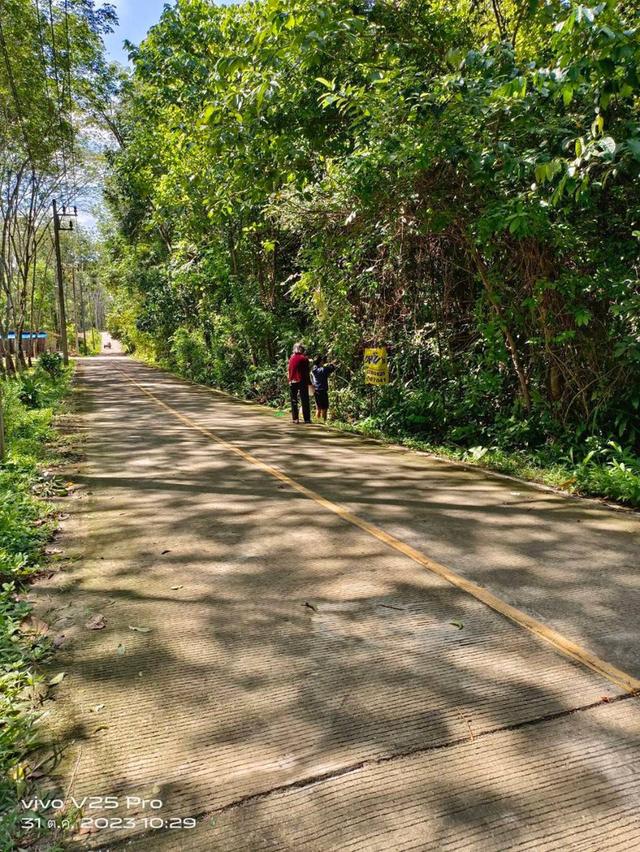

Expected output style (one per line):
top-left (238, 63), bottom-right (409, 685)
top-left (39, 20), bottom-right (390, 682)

top-left (114, 365), bottom-right (640, 694)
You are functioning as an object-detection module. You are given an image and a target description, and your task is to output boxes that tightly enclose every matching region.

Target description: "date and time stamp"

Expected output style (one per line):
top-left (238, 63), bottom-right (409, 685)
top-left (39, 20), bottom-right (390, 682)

top-left (21, 795), bottom-right (201, 833)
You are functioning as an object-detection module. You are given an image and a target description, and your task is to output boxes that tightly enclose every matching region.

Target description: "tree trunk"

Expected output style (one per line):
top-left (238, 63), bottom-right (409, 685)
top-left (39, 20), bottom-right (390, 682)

top-left (16, 321), bottom-right (27, 371)
top-left (0, 381), bottom-right (5, 463)
top-left (5, 351), bottom-right (16, 376)
top-left (466, 239), bottom-right (532, 411)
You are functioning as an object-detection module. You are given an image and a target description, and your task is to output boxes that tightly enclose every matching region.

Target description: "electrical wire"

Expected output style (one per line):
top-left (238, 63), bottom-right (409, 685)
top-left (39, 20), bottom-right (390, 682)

top-left (34, 0), bottom-right (52, 100)
top-left (47, 0), bottom-right (70, 191)
top-left (62, 0), bottom-right (78, 202)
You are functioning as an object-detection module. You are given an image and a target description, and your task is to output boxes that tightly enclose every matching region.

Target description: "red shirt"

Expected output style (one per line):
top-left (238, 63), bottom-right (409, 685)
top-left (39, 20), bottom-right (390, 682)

top-left (288, 353), bottom-right (310, 383)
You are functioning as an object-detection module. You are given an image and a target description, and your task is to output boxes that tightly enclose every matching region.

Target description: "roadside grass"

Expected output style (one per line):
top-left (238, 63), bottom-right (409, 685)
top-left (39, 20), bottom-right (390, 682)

top-left (0, 358), bottom-right (74, 849)
top-left (132, 352), bottom-right (640, 509)
top-left (329, 418), bottom-right (640, 509)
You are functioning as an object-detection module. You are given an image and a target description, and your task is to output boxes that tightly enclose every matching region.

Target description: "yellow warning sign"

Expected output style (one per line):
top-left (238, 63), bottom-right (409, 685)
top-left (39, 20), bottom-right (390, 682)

top-left (364, 347), bottom-right (389, 386)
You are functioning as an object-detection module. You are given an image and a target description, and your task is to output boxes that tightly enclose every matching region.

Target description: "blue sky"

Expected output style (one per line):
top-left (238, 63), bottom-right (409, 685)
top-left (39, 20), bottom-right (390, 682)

top-left (79, 0), bottom-right (232, 230)
top-left (104, 0), bottom-right (169, 64)
top-left (104, 0), bottom-right (233, 64)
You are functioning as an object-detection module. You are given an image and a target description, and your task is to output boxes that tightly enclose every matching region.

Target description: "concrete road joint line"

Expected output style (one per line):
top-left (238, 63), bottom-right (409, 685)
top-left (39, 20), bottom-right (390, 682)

top-left (114, 365), bottom-right (640, 695)
top-left (103, 691), bottom-right (638, 851)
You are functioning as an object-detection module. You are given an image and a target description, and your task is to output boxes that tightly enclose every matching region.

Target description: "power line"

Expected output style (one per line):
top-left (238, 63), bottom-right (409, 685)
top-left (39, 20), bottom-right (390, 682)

top-left (34, 0), bottom-right (52, 99)
top-left (34, 0), bottom-right (67, 195)
top-left (62, 0), bottom-right (78, 200)
top-left (47, 0), bottom-right (69, 189)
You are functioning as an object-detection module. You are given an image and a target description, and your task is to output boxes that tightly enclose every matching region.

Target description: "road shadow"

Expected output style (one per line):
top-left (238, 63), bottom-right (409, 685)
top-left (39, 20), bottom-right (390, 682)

top-left (33, 357), bottom-right (640, 850)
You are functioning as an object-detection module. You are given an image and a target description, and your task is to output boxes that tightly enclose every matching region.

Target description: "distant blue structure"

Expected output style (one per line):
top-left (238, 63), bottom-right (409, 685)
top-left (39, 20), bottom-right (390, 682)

top-left (1, 331), bottom-right (50, 354)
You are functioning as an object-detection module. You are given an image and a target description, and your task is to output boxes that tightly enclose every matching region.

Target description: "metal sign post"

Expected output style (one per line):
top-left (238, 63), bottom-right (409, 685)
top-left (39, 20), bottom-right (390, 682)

top-left (363, 346), bottom-right (389, 419)
top-left (364, 347), bottom-right (389, 386)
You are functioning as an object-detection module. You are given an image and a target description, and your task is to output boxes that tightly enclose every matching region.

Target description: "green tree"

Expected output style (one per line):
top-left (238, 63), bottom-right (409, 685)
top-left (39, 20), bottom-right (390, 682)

top-left (104, 0), bottom-right (640, 475)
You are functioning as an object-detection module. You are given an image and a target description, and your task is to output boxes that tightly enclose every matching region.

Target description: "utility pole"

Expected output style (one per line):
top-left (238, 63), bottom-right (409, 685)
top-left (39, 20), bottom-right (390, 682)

top-left (79, 262), bottom-right (88, 354)
top-left (52, 199), bottom-right (77, 365)
top-left (70, 260), bottom-right (80, 354)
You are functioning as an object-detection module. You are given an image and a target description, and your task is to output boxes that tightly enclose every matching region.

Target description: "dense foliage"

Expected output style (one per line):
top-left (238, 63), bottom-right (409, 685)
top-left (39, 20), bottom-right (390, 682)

top-left (105, 0), bottom-right (640, 502)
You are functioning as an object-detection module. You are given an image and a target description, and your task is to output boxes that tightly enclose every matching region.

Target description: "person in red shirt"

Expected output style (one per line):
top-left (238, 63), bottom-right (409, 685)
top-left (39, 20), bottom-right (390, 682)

top-left (288, 343), bottom-right (311, 423)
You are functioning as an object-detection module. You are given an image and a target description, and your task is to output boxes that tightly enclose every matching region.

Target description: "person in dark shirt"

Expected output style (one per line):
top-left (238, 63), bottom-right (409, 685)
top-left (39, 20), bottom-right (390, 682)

top-left (310, 355), bottom-right (336, 421)
top-left (288, 343), bottom-right (311, 424)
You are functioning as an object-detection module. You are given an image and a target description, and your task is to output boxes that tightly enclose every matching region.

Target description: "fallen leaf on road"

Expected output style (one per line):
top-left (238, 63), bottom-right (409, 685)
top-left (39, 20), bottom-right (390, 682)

top-left (10, 763), bottom-right (26, 782)
top-left (116, 643), bottom-right (125, 655)
top-left (85, 614), bottom-right (106, 630)
top-left (48, 672), bottom-right (65, 685)
top-left (128, 625), bottom-right (151, 633)
top-left (76, 823), bottom-right (99, 836)
top-left (456, 707), bottom-right (475, 740)
top-left (449, 620), bottom-right (464, 630)
top-left (170, 585), bottom-right (183, 590)
top-left (161, 549), bottom-right (172, 555)
top-left (20, 616), bottom-right (49, 636)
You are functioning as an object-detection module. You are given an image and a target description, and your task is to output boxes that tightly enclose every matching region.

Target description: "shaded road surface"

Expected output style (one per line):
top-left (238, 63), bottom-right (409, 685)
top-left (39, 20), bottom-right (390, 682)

top-left (36, 356), bottom-right (640, 850)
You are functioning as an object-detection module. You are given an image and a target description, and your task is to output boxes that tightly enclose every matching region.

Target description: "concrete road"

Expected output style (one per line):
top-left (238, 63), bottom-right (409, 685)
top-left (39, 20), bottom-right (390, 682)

top-left (35, 356), bottom-right (640, 850)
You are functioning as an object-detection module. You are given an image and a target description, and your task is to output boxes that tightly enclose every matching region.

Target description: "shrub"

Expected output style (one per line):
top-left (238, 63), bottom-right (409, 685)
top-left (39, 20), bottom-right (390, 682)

top-left (38, 352), bottom-right (63, 377)
top-left (17, 376), bottom-right (43, 410)
top-left (169, 328), bottom-right (212, 384)
top-left (243, 365), bottom-right (286, 406)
